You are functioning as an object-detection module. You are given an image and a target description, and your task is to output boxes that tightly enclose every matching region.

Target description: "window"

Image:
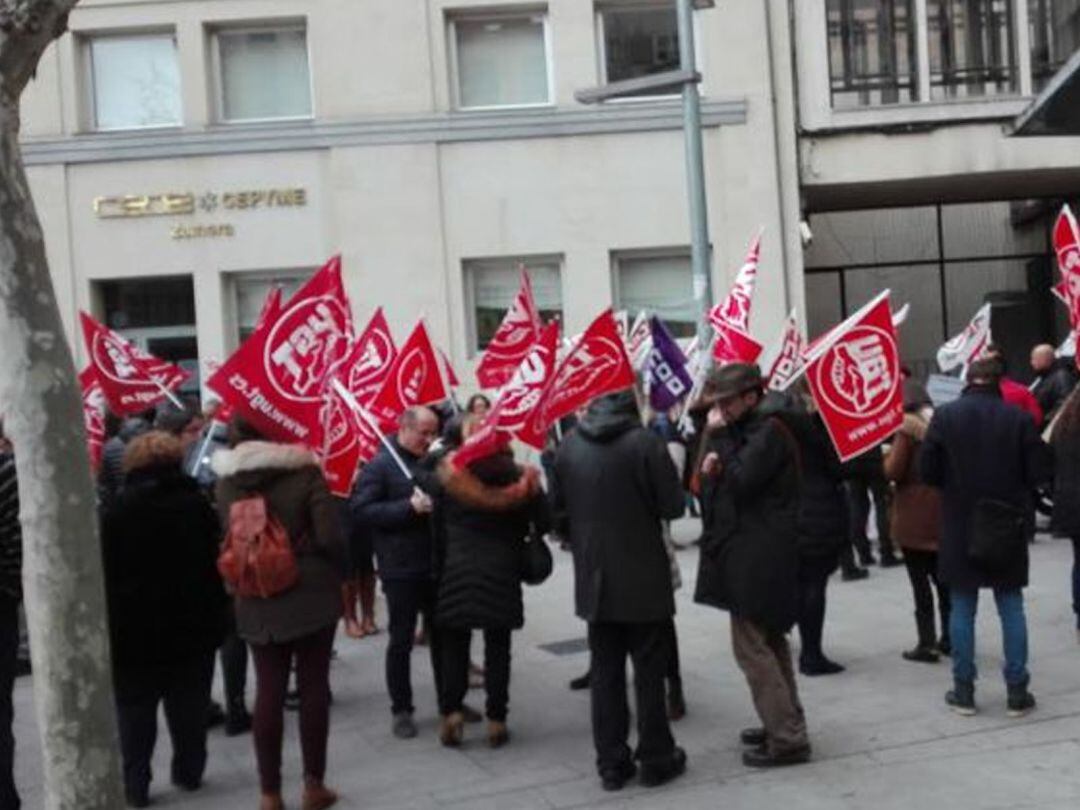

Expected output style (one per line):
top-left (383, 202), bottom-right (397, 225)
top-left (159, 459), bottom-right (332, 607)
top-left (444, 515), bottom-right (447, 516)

top-left (1031, 0), bottom-right (1080, 90)
top-left (88, 33), bottom-right (181, 130)
top-left (465, 257), bottom-right (562, 351)
top-left (452, 12), bottom-right (551, 109)
top-left (215, 25), bottom-right (312, 122)
top-left (613, 251), bottom-right (696, 337)
top-left (927, 0), bottom-right (1016, 99)
top-left (826, 0), bottom-right (918, 107)
top-left (599, 2), bottom-right (680, 97)
top-left (233, 273), bottom-right (309, 343)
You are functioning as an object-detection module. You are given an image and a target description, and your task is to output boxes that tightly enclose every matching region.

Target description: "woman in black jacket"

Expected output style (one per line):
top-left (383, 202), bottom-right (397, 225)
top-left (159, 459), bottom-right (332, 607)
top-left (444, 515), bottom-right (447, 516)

top-left (100, 431), bottom-right (227, 808)
top-left (433, 448), bottom-right (548, 748)
top-left (1051, 388), bottom-right (1080, 636)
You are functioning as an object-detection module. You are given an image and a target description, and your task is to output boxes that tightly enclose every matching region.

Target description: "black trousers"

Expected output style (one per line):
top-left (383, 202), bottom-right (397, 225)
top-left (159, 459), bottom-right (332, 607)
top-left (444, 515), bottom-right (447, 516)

top-left (847, 476), bottom-right (895, 559)
top-left (0, 595), bottom-right (19, 810)
top-left (114, 652), bottom-right (215, 797)
top-left (797, 551), bottom-right (840, 662)
top-left (903, 549), bottom-right (950, 646)
top-left (382, 578), bottom-right (443, 716)
top-left (588, 621), bottom-right (675, 774)
top-left (440, 627), bottom-right (511, 721)
top-left (664, 618), bottom-right (681, 685)
top-left (219, 608), bottom-right (248, 713)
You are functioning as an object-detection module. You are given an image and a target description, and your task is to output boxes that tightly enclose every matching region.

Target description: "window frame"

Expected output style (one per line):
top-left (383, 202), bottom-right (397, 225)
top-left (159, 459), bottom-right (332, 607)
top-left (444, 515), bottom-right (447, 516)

top-left (83, 30), bottom-right (183, 133)
top-left (462, 254), bottom-right (564, 355)
top-left (448, 7), bottom-right (556, 112)
top-left (209, 20), bottom-right (315, 125)
top-left (226, 268), bottom-right (313, 349)
top-left (610, 246), bottom-right (697, 336)
top-left (594, 0), bottom-right (687, 102)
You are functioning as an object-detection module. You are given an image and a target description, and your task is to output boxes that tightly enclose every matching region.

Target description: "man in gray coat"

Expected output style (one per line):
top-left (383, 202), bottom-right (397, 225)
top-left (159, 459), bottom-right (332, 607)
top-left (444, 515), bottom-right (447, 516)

top-left (553, 390), bottom-right (686, 792)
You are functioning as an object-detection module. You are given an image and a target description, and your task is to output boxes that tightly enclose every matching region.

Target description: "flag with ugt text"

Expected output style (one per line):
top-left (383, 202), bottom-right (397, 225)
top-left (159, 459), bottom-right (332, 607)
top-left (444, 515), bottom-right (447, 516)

top-left (318, 308), bottom-right (398, 496)
top-left (647, 317), bottom-right (693, 412)
top-left (79, 311), bottom-right (189, 416)
top-left (475, 269), bottom-right (544, 390)
top-left (368, 320), bottom-right (450, 431)
top-left (1054, 205), bottom-right (1080, 335)
top-left (79, 367), bottom-right (107, 471)
top-left (709, 232), bottom-right (764, 366)
top-left (936, 303), bottom-right (992, 374)
top-left (206, 255), bottom-right (354, 445)
top-left (517, 309), bottom-right (636, 449)
top-left (805, 290), bottom-right (903, 462)
top-left (766, 311), bottom-right (805, 392)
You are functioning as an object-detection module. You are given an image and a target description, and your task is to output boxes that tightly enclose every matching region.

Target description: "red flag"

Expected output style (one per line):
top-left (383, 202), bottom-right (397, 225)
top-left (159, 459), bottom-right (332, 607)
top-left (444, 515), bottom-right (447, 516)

top-left (766, 311), bottom-right (805, 392)
top-left (79, 367), bottom-right (107, 471)
top-left (206, 255), bottom-right (354, 444)
top-left (711, 322), bottom-right (764, 366)
top-left (1054, 206), bottom-right (1080, 330)
top-left (475, 270), bottom-right (543, 390)
top-left (440, 350), bottom-right (460, 388)
top-left (255, 286), bottom-right (284, 333)
top-left (317, 308), bottom-right (397, 495)
top-left (805, 291), bottom-right (903, 462)
top-left (709, 231), bottom-right (761, 334)
top-left (79, 311), bottom-right (189, 416)
top-left (368, 320), bottom-right (449, 430)
top-left (518, 310), bottom-right (635, 449)
top-left (451, 400), bottom-right (514, 470)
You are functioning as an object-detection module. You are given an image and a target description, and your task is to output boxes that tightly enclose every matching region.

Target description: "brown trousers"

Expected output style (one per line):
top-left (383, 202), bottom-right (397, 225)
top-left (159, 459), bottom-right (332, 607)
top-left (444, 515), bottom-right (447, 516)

top-left (730, 616), bottom-right (809, 754)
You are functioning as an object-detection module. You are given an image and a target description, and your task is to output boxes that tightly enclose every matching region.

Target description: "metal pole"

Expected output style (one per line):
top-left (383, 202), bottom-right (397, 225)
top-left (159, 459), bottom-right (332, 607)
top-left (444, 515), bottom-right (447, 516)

top-left (676, 0), bottom-right (715, 351)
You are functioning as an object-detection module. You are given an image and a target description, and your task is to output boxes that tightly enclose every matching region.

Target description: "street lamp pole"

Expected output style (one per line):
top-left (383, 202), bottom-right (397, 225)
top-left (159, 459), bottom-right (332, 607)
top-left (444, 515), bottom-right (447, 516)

top-left (676, 0), bottom-right (715, 350)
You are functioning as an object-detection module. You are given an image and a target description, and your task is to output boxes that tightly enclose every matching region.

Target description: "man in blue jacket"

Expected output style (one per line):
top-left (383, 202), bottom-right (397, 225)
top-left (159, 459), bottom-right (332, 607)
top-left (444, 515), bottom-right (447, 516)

top-left (351, 406), bottom-right (441, 739)
top-left (921, 358), bottom-right (1051, 717)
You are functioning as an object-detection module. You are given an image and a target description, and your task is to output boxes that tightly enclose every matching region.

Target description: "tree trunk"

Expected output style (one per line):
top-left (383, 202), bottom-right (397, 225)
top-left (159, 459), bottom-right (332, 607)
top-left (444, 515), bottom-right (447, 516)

top-left (0, 2), bottom-right (124, 808)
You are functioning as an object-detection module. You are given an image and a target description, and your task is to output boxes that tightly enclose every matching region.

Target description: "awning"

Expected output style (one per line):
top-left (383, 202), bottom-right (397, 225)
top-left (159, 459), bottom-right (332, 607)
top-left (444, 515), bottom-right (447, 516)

top-left (1013, 49), bottom-right (1080, 136)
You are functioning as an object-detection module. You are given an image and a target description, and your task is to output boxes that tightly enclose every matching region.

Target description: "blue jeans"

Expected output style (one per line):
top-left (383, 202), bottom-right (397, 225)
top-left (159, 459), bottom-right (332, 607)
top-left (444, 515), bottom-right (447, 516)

top-left (949, 588), bottom-right (1029, 686)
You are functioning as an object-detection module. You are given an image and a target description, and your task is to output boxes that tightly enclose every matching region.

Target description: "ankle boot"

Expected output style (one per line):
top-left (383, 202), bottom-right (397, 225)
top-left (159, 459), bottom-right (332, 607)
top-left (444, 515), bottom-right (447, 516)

top-left (438, 712), bottom-right (465, 747)
top-left (301, 778), bottom-right (338, 810)
top-left (903, 611), bottom-right (940, 662)
top-left (1006, 680), bottom-right (1036, 718)
top-left (260, 793), bottom-right (285, 810)
top-left (487, 720), bottom-right (509, 748)
top-left (945, 679), bottom-right (976, 715)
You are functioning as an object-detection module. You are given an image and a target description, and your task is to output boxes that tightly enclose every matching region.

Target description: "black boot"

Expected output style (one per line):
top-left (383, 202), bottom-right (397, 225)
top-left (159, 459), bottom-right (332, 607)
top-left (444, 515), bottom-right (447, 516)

top-left (902, 611), bottom-right (940, 663)
top-left (1006, 679), bottom-right (1036, 718)
top-left (945, 679), bottom-right (976, 715)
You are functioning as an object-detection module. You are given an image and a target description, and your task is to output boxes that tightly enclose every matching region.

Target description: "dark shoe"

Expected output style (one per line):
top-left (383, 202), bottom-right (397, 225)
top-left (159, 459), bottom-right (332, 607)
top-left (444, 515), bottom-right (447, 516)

top-left (667, 682), bottom-right (686, 721)
top-left (438, 712), bottom-right (464, 748)
top-left (1006, 682), bottom-right (1036, 718)
top-left (284, 689), bottom-right (300, 711)
top-left (879, 553), bottom-right (903, 568)
top-left (739, 727), bottom-right (767, 747)
top-left (857, 549), bottom-right (876, 567)
top-left (461, 703), bottom-right (483, 723)
top-left (945, 680), bottom-right (977, 716)
top-left (799, 657), bottom-right (845, 676)
top-left (569, 671), bottom-right (591, 691)
top-left (600, 760), bottom-right (636, 792)
top-left (639, 747), bottom-right (687, 788)
top-left (487, 720), bottom-right (510, 748)
top-left (841, 566), bottom-right (869, 582)
top-left (205, 700), bottom-right (226, 729)
top-left (171, 775), bottom-right (201, 793)
top-left (742, 745), bottom-right (811, 768)
top-left (224, 707), bottom-right (252, 736)
top-left (124, 786), bottom-right (150, 808)
top-left (392, 712), bottom-right (418, 739)
top-left (902, 646), bottom-right (940, 664)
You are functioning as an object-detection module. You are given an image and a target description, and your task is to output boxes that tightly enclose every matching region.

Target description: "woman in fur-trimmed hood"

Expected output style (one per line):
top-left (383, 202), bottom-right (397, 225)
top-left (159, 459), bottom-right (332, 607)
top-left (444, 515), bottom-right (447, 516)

top-left (211, 419), bottom-right (344, 810)
top-left (432, 443), bottom-right (550, 749)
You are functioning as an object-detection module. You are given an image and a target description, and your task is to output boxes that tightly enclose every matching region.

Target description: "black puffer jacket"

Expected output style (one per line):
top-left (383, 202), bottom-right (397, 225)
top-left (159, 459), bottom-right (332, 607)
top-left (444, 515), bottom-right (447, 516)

top-left (921, 385), bottom-right (1052, 591)
top-left (788, 412), bottom-right (849, 559)
top-left (1033, 358), bottom-right (1078, 421)
top-left (434, 455), bottom-right (549, 630)
top-left (694, 408), bottom-right (801, 634)
top-left (553, 391), bottom-right (685, 624)
top-left (1051, 410), bottom-right (1080, 538)
top-left (101, 464), bottom-right (227, 668)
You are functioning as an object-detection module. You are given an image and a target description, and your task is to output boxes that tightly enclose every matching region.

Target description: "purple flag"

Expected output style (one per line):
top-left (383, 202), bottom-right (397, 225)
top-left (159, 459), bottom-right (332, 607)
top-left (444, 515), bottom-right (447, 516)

top-left (647, 316), bottom-right (693, 411)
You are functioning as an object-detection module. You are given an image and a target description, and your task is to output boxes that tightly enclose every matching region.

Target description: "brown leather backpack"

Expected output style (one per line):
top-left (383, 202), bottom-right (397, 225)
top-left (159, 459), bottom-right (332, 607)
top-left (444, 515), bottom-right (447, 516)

top-left (218, 494), bottom-right (299, 598)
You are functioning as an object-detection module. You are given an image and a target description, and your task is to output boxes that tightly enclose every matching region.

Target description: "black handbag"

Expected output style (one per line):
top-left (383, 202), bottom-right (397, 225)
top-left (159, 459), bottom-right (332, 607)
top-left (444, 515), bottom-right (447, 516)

top-left (521, 528), bottom-right (553, 586)
top-left (969, 498), bottom-right (1026, 572)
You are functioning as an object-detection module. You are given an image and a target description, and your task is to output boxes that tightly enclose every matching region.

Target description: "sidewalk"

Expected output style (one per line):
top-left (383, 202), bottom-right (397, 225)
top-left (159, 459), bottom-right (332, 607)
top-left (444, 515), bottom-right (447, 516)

top-left (13, 520), bottom-right (1080, 809)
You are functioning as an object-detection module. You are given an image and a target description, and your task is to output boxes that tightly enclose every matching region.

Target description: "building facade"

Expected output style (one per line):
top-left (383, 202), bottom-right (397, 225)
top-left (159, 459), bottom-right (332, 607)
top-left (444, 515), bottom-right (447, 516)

top-left (19, 0), bottom-right (1080, 398)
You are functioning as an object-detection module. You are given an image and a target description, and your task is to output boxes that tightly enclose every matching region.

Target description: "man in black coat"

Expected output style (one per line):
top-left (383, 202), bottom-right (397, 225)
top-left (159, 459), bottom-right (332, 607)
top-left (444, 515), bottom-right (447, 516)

top-left (693, 364), bottom-right (811, 768)
top-left (553, 390), bottom-right (686, 792)
top-left (921, 358), bottom-right (1052, 717)
top-left (1030, 344), bottom-right (1077, 422)
top-left (351, 406), bottom-right (442, 740)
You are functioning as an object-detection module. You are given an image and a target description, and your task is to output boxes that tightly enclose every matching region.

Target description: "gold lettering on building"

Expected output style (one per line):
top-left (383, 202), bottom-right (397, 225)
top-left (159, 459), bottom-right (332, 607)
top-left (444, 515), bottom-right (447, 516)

top-left (94, 193), bottom-right (196, 218)
top-left (94, 188), bottom-right (307, 218)
top-left (171, 224), bottom-right (236, 240)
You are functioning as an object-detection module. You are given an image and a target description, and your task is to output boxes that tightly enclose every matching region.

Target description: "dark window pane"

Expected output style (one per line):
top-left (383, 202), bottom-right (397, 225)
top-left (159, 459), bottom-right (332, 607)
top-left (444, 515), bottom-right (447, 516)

top-left (928, 0), bottom-right (1016, 100)
top-left (100, 277), bottom-right (195, 329)
top-left (826, 0), bottom-right (918, 107)
top-left (1030, 0), bottom-right (1080, 91)
top-left (603, 5), bottom-right (680, 97)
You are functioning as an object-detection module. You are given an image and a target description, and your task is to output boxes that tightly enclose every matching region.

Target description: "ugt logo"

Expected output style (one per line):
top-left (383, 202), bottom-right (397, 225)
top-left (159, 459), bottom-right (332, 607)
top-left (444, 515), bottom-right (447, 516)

top-left (93, 333), bottom-right (139, 383)
top-left (266, 296), bottom-right (351, 402)
top-left (816, 326), bottom-right (899, 419)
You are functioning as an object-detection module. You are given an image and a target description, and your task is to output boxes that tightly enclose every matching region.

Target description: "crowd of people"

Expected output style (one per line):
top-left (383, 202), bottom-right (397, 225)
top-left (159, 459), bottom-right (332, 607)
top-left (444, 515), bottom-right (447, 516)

top-left (0, 338), bottom-right (1079, 809)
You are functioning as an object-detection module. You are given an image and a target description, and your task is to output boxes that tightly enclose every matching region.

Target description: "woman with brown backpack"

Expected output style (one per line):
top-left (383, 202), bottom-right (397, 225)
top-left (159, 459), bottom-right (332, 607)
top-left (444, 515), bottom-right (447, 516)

top-left (212, 419), bottom-right (345, 810)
